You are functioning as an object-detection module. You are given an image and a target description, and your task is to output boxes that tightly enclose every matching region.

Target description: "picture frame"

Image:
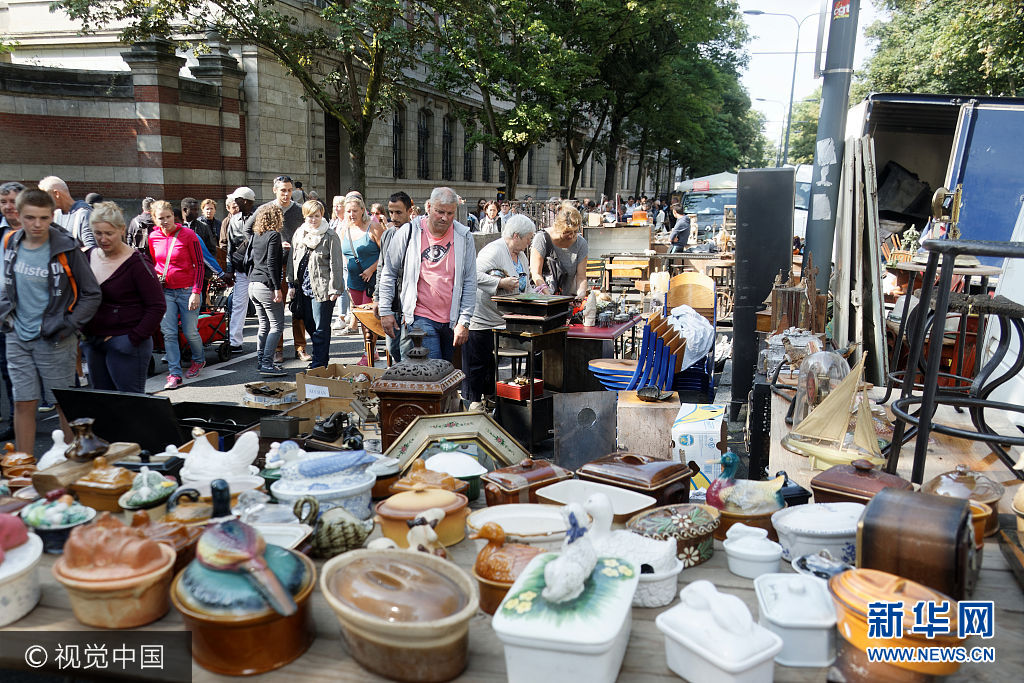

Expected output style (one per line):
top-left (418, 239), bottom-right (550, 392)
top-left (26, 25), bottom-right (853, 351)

top-left (384, 412), bottom-right (530, 474)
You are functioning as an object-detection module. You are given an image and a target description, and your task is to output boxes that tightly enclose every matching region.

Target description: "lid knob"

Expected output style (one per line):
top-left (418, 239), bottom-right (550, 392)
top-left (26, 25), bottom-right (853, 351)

top-left (851, 459), bottom-right (875, 473)
top-left (787, 578), bottom-right (807, 594)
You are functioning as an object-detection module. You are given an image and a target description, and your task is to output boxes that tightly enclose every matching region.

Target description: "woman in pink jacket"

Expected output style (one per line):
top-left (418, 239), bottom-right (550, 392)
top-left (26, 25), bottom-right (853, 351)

top-left (148, 199), bottom-right (205, 390)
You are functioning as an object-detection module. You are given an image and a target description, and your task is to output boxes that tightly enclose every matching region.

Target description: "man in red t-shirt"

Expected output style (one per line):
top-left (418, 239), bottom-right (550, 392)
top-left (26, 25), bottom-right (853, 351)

top-left (377, 187), bottom-right (476, 361)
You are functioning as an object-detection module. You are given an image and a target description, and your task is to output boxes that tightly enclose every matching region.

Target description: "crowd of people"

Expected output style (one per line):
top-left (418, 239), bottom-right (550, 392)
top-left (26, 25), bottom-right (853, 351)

top-left (0, 174), bottom-right (691, 448)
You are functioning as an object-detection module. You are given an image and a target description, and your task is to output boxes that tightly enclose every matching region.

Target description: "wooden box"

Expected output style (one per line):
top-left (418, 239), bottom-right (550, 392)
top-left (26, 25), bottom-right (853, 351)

top-left (481, 458), bottom-right (573, 506)
top-left (857, 488), bottom-right (977, 600)
top-left (496, 379), bottom-right (543, 401)
top-left (616, 390), bottom-right (680, 459)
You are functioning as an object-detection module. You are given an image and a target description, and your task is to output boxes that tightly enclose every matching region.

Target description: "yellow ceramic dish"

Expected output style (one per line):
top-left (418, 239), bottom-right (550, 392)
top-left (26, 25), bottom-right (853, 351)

top-left (374, 486), bottom-right (468, 547)
top-left (829, 568), bottom-right (965, 677)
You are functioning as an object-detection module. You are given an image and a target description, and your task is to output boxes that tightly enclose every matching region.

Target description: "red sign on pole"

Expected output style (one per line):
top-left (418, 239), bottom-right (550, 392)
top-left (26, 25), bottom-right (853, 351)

top-left (833, 0), bottom-right (850, 20)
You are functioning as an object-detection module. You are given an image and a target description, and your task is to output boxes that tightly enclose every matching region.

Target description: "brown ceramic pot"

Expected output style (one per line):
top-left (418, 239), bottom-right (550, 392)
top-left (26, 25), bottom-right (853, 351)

top-left (714, 506), bottom-right (779, 542)
top-left (171, 551), bottom-right (317, 676)
top-left (54, 543), bottom-right (176, 628)
top-left (320, 549), bottom-right (479, 683)
top-left (69, 457), bottom-right (133, 512)
top-left (375, 486), bottom-right (468, 547)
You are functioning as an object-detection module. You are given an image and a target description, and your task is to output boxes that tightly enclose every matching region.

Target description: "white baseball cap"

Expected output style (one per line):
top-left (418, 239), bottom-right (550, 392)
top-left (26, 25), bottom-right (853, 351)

top-left (227, 187), bottom-right (256, 201)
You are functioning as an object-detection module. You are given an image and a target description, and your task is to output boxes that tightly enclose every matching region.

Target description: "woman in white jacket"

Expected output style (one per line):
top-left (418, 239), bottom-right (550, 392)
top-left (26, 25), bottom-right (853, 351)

top-left (462, 214), bottom-right (536, 411)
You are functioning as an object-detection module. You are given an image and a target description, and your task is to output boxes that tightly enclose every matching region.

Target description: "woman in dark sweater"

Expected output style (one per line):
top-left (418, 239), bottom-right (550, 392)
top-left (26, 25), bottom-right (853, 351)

top-left (247, 204), bottom-right (286, 376)
top-left (82, 202), bottom-right (166, 393)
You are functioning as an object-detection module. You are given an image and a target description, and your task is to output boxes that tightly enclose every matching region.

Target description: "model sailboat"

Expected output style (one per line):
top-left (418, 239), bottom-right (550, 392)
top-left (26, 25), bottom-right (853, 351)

top-left (781, 353), bottom-right (885, 470)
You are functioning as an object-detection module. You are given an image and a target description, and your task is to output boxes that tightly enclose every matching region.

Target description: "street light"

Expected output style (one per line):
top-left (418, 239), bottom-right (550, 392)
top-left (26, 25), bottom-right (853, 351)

top-left (755, 97), bottom-right (787, 167)
top-left (745, 9), bottom-right (817, 166)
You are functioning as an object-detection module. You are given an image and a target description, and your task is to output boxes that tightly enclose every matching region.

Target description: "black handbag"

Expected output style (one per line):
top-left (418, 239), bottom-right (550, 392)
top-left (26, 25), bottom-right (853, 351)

top-left (541, 230), bottom-right (571, 295)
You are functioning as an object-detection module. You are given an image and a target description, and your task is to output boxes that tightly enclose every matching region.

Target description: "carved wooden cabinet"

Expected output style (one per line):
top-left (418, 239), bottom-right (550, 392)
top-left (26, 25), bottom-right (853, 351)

top-left (371, 330), bottom-right (465, 450)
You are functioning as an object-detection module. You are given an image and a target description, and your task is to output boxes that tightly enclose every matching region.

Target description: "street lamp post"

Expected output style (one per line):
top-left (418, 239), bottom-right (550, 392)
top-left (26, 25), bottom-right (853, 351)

top-left (745, 10), bottom-right (817, 166)
top-left (755, 97), bottom-right (787, 167)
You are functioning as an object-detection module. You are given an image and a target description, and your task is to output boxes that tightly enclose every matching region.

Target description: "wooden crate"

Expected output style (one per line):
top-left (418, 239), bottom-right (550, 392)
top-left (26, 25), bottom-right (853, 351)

top-left (616, 390), bottom-right (680, 459)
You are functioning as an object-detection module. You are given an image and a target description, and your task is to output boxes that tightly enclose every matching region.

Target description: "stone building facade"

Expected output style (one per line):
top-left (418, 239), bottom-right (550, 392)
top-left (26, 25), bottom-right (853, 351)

top-left (1, 0), bottom-right (659, 212)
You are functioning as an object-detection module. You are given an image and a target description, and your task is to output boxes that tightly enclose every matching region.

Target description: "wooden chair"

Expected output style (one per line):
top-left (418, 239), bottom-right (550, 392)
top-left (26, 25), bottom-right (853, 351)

top-left (664, 272), bottom-right (717, 399)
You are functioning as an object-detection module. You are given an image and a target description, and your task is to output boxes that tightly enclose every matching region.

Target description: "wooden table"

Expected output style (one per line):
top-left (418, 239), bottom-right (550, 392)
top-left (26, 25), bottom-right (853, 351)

top-left (9, 505), bottom-right (1018, 682)
top-left (767, 390), bottom-right (1024, 681)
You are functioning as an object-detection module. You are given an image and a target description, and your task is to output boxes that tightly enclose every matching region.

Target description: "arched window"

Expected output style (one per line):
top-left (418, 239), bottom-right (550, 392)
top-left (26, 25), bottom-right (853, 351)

top-left (482, 145), bottom-right (492, 184)
top-left (442, 116), bottom-right (454, 181)
top-left (392, 108), bottom-right (405, 179)
top-left (463, 127), bottom-right (474, 181)
top-left (417, 109), bottom-right (432, 180)
top-left (527, 147), bottom-right (535, 186)
top-left (498, 153), bottom-right (506, 184)
top-left (589, 154), bottom-right (596, 188)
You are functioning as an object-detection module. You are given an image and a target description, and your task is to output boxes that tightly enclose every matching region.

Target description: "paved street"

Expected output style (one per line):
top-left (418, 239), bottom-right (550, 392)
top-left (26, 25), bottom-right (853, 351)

top-left (21, 304), bottom-right (377, 454)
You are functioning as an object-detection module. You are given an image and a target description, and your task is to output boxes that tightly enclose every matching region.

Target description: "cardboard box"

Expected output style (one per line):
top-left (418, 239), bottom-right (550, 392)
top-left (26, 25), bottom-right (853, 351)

top-left (671, 404), bottom-right (726, 489)
top-left (295, 364), bottom-right (386, 401)
top-left (243, 381), bottom-right (298, 409)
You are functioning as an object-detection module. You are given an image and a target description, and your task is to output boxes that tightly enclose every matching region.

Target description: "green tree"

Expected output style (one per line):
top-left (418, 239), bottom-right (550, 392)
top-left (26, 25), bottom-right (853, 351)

top-left (55, 0), bottom-right (427, 194)
top-left (858, 0), bottom-right (1024, 96)
top-left (425, 0), bottom-right (589, 199)
top-left (788, 87), bottom-right (821, 165)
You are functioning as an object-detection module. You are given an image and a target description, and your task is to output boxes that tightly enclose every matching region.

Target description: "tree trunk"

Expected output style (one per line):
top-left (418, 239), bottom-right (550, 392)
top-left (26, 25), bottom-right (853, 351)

top-left (501, 155), bottom-right (522, 200)
top-left (633, 127), bottom-right (648, 198)
top-left (653, 148), bottom-right (663, 199)
top-left (347, 126), bottom-right (368, 197)
top-left (602, 115), bottom-right (624, 200)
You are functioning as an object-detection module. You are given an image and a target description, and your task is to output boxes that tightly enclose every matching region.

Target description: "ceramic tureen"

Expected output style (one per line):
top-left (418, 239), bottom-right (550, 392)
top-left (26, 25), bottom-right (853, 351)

top-left (53, 512), bottom-right (177, 628)
top-left (270, 448), bottom-right (376, 519)
top-left (171, 514), bottom-right (317, 675)
top-left (0, 513), bottom-right (43, 627)
top-left (656, 580), bottom-right (783, 683)
top-left (491, 503), bottom-right (640, 683)
top-left (770, 502), bottom-right (864, 564)
top-left (179, 431), bottom-right (263, 498)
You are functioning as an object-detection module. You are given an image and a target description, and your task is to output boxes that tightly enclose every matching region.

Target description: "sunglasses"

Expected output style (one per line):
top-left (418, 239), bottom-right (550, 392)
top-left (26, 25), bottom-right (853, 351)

top-left (274, 175), bottom-right (293, 183)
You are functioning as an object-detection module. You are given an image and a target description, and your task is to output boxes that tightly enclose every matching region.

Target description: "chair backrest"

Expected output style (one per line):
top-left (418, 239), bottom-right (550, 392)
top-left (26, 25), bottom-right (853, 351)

top-left (667, 272), bottom-right (716, 323)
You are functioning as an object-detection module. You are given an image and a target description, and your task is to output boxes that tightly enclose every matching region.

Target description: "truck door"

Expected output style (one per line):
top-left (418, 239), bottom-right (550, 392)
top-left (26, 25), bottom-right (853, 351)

top-left (945, 102), bottom-right (1024, 264)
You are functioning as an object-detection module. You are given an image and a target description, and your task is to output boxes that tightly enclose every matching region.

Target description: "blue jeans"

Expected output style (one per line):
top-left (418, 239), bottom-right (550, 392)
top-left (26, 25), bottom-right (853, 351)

top-left (161, 287), bottom-right (203, 377)
top-left (301, 293), bottom-right (336, 368)
top-left (388, 310), bottom-right (405, 363)
top-left (82, 334), bottom-right (153, 394)
top-left (405, 315), bottom-right (454, 361)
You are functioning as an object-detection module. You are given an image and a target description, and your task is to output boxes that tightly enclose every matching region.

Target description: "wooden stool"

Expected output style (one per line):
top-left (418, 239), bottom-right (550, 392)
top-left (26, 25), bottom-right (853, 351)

top-left (497, 348), bottom-right (529, 379)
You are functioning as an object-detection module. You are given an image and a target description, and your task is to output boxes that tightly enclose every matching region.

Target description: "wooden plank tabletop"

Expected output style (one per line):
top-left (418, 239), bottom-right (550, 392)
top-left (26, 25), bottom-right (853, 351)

top-left (6, 510), bottom-right (1021, 681)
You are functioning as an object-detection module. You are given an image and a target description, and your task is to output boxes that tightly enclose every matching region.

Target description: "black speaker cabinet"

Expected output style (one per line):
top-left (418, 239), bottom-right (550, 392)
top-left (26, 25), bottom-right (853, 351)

top-left (732, 168), bottom-right (794, 419)
top-left (745, 376), bottom-right (772, 481)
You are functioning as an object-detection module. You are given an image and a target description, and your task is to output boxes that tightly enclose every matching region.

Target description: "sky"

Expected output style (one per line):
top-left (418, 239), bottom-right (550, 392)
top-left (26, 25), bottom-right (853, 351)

top-left (739, 0), bottom-right (882, 158)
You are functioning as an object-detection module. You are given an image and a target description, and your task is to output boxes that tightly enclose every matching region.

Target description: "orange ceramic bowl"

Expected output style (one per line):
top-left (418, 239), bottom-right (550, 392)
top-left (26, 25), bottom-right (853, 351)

top-left (53, 543), bottom-right (176, 629)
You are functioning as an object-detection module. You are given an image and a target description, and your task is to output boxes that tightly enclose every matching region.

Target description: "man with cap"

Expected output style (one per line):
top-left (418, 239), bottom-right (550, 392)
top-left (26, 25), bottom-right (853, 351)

top-left (224, 187), bottom-right (257, 353)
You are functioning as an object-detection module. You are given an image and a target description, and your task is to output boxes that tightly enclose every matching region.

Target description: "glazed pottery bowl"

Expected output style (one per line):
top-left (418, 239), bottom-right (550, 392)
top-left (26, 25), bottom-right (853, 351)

top-left (21, 506), bottom-right (97, 554)
top-left (321, 548), bottom-right (479, 683)
top-left (171, 549), bottom-right (317, 676)
top-left (53, 543), bottom-right (176, 629)
top-left (770, 502), bottom-right (865, 564)
top-left (472, 568), bottom-right (514, 616)
top-left (722, 525), bottom-right (782, 579)
top-left (968, 501), bottom-right (991, 551)
top-left (271, 470), bottom-right (375, 521)
top-left (535, 479), bottom-right (655, 526)
top-left (634, 558), bottom-right (685, 608)
top-left (375, 488), bottom-right (469, 547)
top-left (829, 568), bottom-right (965, 677)
top-left (626, 504), bottom-right (720, 568)
top-left (251, 523), bottom-right (313, 551)
top-left (0, 533), bottom-right (43, 627)
top-left (466, 504), bottom-right (583, 551)
top-left (713, 506), bottom-right (780, 542)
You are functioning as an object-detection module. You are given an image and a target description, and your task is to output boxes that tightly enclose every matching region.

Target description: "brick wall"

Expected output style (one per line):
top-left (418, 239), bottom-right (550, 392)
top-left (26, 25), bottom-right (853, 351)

top-left (0, 45), bottom-right (247, 212)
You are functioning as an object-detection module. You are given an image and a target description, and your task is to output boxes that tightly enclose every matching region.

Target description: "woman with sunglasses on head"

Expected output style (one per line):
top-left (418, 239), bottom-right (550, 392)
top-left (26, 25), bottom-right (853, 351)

top-left (338, 193), bottom-right (383, 365)
top-left (529, 201), bottom-right (589, 300)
